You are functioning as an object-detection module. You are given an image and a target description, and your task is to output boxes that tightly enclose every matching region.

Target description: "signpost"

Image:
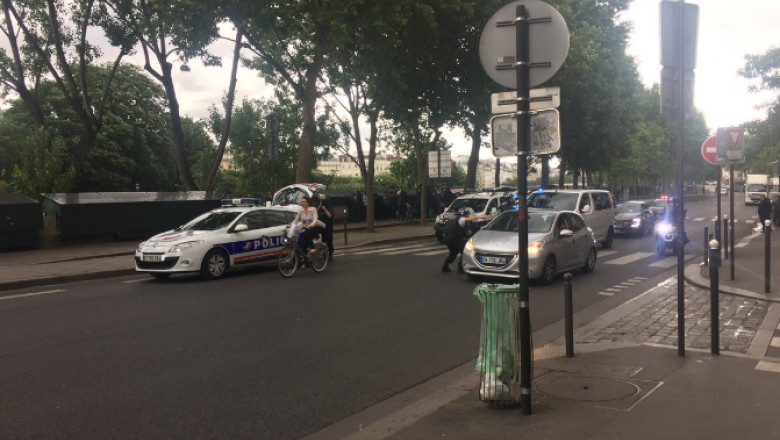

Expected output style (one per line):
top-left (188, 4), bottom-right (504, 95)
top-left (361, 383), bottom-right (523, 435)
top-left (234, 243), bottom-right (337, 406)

top-left (490, 109), bottom-right (560, 157)
top-left (479, 0), bottom-right (569, 415)
top-left (702, 135), bottom-right (722, 262)
top-left (427, 150), bottom-right (452, 179)
top-left (491, 87), bottom-right (560, 114)
top-left (716, 126), bottom-right (745, 281)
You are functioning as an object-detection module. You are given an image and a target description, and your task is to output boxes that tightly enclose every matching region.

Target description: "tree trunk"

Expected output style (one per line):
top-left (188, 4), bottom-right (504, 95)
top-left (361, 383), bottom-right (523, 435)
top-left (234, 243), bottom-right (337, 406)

top-left (66, 126), bottom-right (98, 190)
top-left (558, 162), bottom-right (566, 188)
top-left (160, 64), bottom-right (197, 191)
top-left (364, 114), bottom-right (378, 232)
top-left (494, 158), bottom-right (500, 187)
top-left (541, 156), bottom-right (549, 188)
top-left (296, 27), bottom-right (325, 183)
top-left (465, 126), bottom-right (481, 190)
top-left (204, 30), bottom-right (242, 192)
top-left (572, 169), bottom-right (580, 189)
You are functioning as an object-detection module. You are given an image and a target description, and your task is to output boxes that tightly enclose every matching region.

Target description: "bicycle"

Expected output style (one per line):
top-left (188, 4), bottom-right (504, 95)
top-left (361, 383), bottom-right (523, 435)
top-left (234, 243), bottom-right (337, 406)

top-left (277, 231), bottom-right (329, 278)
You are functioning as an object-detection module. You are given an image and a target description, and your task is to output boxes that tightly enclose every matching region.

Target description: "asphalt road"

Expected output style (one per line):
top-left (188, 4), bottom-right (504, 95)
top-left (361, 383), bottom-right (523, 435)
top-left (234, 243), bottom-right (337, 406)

top-left (0, 193), bottom-right (758, 440)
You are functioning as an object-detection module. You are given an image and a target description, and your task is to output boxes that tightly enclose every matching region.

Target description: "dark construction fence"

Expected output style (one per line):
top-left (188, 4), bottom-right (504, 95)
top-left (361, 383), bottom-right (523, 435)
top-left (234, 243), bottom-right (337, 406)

top-left (42, 192), bottom-right (221, 240)
top-left (0, 192), bottom-right (43, 250)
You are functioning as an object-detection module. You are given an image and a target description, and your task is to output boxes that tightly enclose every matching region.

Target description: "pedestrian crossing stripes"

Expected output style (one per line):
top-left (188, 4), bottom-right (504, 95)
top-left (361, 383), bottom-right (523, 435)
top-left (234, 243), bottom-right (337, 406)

top-left (339, 242), bottom-right (699, 270)
top-left (604, 252), bottom-right (654, 265)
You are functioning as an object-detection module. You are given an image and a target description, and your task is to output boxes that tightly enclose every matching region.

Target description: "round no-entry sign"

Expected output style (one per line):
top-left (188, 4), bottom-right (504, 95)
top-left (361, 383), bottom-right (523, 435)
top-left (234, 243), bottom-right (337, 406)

top-left (701, 135), bottom-right (717, 165)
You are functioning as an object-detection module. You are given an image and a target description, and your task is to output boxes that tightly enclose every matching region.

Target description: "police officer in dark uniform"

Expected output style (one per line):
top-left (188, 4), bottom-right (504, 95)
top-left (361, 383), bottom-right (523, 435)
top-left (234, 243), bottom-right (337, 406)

top-left (442, 208), bottom-right (487, 273)
top-left (312, 196), bottom-right (335, 260)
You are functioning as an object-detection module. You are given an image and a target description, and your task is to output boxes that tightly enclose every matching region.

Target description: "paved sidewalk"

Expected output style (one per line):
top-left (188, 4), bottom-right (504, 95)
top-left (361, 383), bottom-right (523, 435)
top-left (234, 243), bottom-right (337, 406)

top-left (0, 220), bottom-right (433, 291)
top-left (686, 224), bottom-right (780, 302)
top-left (322, 278), bottom-right (780, 440)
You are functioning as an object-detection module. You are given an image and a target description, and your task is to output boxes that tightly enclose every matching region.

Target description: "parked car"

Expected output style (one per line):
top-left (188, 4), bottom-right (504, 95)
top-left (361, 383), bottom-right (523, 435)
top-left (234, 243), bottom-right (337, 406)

top-left (526, 189), bottom-right (616, 248)
top-left (135, 204), bottom-right (299, 280)
top-left (434, 192), bottom-right (503, 242)
top-left (614, 201), bottom-right (656, 236)
top-left (461, 209), bottom-right (597, 284)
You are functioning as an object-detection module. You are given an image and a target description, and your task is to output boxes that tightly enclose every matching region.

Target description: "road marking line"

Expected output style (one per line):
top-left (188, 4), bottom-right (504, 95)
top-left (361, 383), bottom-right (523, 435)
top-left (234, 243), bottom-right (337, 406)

top-left (121, 278), bottom-right (149, 284)
top-left (694, 217), bottom-right (705, 222)
top-left (0, 289), bottom-right (66, 301)
top-left (649, 257), bottom-right (678, 268)
top-left (351, 243), bottom-right (432, 255)
top-left (711, 217), bottom-right (717, 222)
top-left (632, 277), bottom-right (648, 280)
top-left (597, 291), bottom-right (614, 297)
top-left (756, 361), bottom-right (780, 374)
top-left (745, 220), bottom-right (754, 224)
top-left (382, 245), bottom-right (443, 255)
top-left (414, 250), bottom-right (450, 256)
top-left (618, 282), bottom-right (635, 286)
top-left (598, 250), bottom-right (618, 258)
top-left (771, 337), bottom-right (780, 349)
top-left (604, 252), bottom-right (654, 265)
top-left (605, 287), bottom-right (623, 293)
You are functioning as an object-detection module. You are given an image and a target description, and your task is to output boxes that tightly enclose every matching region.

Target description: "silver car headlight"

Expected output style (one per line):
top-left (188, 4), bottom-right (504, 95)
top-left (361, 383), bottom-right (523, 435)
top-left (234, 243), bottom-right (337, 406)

top-left (528, 241), bottom-right (544, 256)
top-left (137, 241), bottom-right (146, 252)
top-left (464, 238), bottom-right (474, 251)
top-left (631, 217), bottom-right (642, 228)
top-left (169, 240), bottom-right (206, 253)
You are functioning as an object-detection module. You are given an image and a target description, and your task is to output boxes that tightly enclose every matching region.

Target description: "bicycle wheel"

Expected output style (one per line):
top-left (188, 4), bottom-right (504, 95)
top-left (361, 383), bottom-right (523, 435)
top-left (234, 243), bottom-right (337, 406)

top-left (277, 243), bottom-right (298, 278)
top-left (310, 242), bottom-right (329, 273)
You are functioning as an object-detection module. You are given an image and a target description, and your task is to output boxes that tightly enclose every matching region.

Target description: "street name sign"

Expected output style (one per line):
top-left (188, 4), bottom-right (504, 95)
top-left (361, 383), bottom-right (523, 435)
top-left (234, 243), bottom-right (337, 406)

top-left (491, 109), bottom-right (560, 157)
top-left (491, 87), bottom-right (560, 114)
top-left (716, 126), bottom-right (745, 164)
top-left (479, 1), bottom-right (570, 89)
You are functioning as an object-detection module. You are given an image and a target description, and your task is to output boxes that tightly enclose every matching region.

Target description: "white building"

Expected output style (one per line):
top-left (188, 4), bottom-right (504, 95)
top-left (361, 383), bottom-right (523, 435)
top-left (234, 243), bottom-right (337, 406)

top-left (317, 155), bottom-right (401, 177)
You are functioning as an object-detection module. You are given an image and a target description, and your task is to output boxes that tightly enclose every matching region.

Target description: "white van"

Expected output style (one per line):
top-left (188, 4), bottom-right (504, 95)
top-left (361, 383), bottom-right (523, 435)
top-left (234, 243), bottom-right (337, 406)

top-left (527, 189), bottom-right (616, 248)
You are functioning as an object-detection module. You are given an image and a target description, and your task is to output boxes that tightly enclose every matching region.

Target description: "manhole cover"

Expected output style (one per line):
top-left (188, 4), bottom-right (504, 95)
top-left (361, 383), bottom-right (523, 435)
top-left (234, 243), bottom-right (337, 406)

top-left (535, 375), bottom-right (641, 402)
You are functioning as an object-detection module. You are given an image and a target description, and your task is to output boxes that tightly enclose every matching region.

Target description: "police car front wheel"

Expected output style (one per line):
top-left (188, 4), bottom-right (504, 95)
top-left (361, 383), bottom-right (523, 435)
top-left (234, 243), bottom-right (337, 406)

top-left (201, 248), bottom-right (229, 280)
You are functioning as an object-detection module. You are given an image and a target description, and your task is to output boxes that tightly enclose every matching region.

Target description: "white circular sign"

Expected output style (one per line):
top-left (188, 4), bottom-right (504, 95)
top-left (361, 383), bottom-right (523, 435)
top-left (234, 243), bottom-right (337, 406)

top-left (479, 0), bottom-right (570, 89)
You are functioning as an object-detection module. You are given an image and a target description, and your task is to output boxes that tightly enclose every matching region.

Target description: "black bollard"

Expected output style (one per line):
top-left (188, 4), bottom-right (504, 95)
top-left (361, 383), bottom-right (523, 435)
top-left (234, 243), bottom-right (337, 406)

top-left (723, 216), bottom-right (729, 260)
top-left (703, 226), bottom-right (709, 266)
top-left (563, 273), bottom-right (574, 357)
top-left (709, 239), bottom-right (720, 355)
top-left (766, 220), bottom-right (772, 294)
top-left (343, 209), bottom-right (348, 248)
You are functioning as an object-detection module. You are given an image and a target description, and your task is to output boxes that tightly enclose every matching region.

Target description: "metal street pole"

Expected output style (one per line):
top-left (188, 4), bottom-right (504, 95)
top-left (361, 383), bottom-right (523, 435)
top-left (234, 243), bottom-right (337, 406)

top-left (515, 4), bottom-right (532, 416)
top-left (716, 167), bottom-right (722, 262)
top-left (675, 0), bottom-right (686, 358)
top-left (730, 164), bottom-right (735, 280)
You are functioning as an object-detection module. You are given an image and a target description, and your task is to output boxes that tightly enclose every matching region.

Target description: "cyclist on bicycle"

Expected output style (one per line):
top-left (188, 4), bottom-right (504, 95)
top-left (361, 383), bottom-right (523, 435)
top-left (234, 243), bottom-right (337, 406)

top-left (287, 196), bottom-right (322, 255)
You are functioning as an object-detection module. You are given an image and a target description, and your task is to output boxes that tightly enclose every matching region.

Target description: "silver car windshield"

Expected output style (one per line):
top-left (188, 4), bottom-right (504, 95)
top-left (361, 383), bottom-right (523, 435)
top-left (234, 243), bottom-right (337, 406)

top-left (616, 204), bottom-right (643, 214)
top-left (484, 211), bottom-right (555, 233)
top-left (527, 192), bottom-right (578, 211)
top-left (180, 211), bottom-right (241, 231)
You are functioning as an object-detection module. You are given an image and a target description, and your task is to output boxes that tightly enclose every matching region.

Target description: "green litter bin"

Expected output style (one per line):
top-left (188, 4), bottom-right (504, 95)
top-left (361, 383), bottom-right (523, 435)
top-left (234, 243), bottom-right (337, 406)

top-left (474, 283), bottom-right (524, 404)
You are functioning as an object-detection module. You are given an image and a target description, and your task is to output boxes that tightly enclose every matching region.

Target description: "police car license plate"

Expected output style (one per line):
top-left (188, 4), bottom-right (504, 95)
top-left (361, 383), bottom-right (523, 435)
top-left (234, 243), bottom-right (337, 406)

top-left (142, 254), bottom-right (163, 262)
top-left (481, 256), bottom-right (506, 265)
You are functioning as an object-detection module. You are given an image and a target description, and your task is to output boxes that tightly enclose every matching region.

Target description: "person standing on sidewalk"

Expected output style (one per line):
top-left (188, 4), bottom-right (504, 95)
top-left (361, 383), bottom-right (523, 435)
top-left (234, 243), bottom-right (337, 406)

top-left (312, 195), bottom-right (334, 261)
top-left (758, 194), bottom-right (772, 232)
top-left (772, 194), bottom-right (780, 227)
top-left (442, 208), bottom-right (487, 273)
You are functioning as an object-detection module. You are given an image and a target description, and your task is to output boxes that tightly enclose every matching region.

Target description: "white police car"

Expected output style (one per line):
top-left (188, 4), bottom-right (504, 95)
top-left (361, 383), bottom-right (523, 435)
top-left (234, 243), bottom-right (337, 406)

top-left (135, 204), bottom-right (300, 280)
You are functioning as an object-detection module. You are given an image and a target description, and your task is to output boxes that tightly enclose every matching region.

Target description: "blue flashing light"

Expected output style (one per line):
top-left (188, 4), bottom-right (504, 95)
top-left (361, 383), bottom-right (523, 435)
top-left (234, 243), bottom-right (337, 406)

top-left (538, 187), bottom-right (544, 193)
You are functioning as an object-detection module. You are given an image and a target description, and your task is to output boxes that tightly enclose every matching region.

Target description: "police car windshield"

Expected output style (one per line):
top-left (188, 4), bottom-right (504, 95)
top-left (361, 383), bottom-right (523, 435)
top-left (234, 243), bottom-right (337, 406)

top-left (484, 211), bottom-right (554, 233)
top-left (448, 198), bottom-right (487, 213)
top-left (181, 211), bottom-right (241, 231)
top-left (527, 192), bottom-right (578, 211)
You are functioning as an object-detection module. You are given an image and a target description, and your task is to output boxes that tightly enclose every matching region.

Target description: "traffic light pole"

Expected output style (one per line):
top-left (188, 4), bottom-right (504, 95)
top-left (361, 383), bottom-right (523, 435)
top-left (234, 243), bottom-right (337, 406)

top-left (515, 4), bottom-right (532, 416)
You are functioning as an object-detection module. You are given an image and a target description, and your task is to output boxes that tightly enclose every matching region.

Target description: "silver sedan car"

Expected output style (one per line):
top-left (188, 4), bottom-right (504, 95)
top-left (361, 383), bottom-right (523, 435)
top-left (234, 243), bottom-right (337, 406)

top-left (462, 210), bottom-right (598, 284)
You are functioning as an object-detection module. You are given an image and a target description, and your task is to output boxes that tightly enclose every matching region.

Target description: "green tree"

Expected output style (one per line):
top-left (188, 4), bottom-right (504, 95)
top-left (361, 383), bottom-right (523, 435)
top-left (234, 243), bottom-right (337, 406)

top-left (102, 0), bottom-right (228, 190)
top-left (0, 0), bottom-right (132, 188)
top-left (225, 0), bottom-right (360, 183)
top-left (3, 63), bottom-right (178, 194)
